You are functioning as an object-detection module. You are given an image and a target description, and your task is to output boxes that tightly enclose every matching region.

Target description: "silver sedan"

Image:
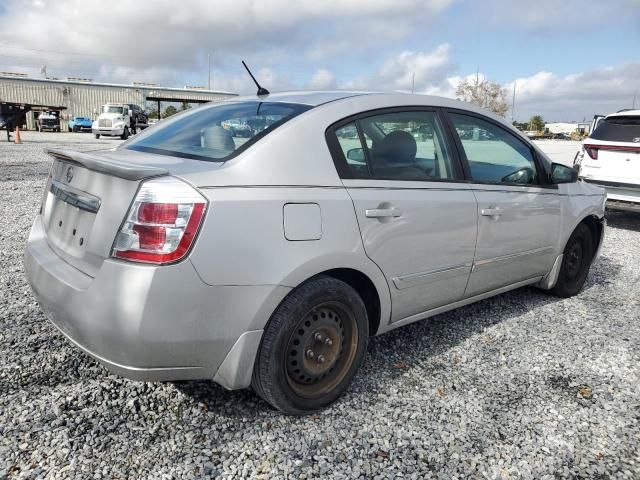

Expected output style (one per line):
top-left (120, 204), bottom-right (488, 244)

top-left (25, 92), bottom-right (606, 414)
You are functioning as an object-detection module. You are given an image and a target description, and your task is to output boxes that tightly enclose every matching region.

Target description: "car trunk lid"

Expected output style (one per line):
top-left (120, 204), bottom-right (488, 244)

top-left (42, 149), bottom-right (171, 277)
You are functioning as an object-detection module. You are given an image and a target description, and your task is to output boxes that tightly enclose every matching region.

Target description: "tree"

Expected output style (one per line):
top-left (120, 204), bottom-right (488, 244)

top-left (181, 101), bottom-right (191, 111)
top-left (529, 115), bottom-right (545, 131)
top-left (163, 105), bottom-right (178, 118)
top-left (147, 107), bottom-right (160, 120)
top-left (455, 76), bottom-right (509, 117)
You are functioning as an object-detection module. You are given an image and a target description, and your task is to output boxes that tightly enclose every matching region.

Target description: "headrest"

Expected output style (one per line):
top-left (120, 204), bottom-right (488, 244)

top-left (201, 125), bottom-right (235, 154)
top-left (372, 130), bottom-right (417, 163)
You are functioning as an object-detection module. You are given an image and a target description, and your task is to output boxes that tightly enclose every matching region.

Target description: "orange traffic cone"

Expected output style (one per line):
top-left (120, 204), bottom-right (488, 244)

top-left (14, 126), bottom-right (22, 144)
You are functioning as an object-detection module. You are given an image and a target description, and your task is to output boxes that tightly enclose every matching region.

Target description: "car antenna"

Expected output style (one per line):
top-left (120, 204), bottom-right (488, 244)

top-left (242, 60), bottom-right (270, 97)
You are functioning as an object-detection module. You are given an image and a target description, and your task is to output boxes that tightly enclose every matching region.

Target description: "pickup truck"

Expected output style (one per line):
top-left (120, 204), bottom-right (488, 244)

top-left (37, 112), bottom-right (61, 132)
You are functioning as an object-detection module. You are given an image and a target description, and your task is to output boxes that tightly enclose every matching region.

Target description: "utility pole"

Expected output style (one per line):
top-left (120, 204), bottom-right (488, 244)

top-left (411, 72), bottom-right (415, 94)
top-left (511, 81), bottom-right (517, 122)
top-left (633, 90), bottom-right (637, 109)
top-left (207, 54), bottom-right (211, 90)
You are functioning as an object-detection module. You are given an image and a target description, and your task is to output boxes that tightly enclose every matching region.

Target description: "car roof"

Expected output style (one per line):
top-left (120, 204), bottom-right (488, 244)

top-left (606, 109), bottom-right (640, 118)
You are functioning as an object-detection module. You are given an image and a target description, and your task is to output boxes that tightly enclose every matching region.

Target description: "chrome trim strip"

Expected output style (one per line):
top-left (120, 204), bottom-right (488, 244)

top-left (393, 263), bottom-right (471, 290)
top-left (49, 179), bottom-right (101, 214)
top-left (473, 246), bottom-right (554, 270)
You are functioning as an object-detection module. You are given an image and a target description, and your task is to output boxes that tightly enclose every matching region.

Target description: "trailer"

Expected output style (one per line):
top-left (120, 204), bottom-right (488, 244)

top-left (0, 102), bottom-right (67, 141)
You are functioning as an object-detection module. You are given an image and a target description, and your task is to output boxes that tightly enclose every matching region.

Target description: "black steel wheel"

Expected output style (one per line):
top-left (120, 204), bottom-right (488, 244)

top-left (252, 275), bottom-right (369, 415)
top-left (551, 223), bottom-right (594, 297)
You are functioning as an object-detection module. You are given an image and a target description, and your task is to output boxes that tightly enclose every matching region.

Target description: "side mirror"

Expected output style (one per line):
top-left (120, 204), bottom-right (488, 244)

top-left (346, 148), bottom-right (365, 162)
top-left (550, 162), bottom-right (579, 184)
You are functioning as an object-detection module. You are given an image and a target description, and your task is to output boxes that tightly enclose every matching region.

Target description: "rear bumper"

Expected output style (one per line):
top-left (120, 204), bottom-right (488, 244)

top-left (583, 178), bottom-right (640, 204)
top-left (24, 215), bottom-right (288, 387)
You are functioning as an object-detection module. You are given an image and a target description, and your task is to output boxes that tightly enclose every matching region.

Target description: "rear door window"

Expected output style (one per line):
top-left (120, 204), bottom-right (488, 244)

top-left (328, 110), bottom-right (456, 181)
top-left (590, 116), bottom-right (640, 143)
top-left (126, 101), bottom-right (310, 162)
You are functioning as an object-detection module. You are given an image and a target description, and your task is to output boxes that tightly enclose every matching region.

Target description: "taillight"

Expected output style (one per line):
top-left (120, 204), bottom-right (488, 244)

top-left (112, 177), bottom-right (207, 265)
top-left (584, 145), bottom-right (598, 160)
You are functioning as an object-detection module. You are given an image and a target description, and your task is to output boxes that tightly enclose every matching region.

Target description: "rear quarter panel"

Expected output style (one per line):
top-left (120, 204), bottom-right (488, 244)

top-left (188, 186), bottom-right (392, 331)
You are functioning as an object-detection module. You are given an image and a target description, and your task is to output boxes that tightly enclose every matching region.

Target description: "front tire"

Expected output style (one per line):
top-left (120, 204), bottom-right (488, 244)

top-left (94, 134), bottom-right (100, 139)
top-left (252, 276), bottom-right (369, 415)
top-left (120, 128), bottom-right (129, 140)
top-left (551, 223), bottom-right (594, 297)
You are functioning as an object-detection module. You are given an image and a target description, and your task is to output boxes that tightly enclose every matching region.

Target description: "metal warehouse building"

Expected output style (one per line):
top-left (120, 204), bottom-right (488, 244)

top-left (0, 73), bottom-right (237, 131)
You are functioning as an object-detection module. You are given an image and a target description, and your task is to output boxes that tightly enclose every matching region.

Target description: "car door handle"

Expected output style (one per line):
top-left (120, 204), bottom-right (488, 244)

top-left (481, 206), bottom-right (504, 217)
top-left (365, 207), bottom-right (402, 218)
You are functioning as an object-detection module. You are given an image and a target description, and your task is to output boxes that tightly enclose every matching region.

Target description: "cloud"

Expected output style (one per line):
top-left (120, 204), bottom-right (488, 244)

top-left (307, 69), bottom-right (337, 89)
top-left (505, 62), bottom-right (640, 121)
top-left (340, 43), bottom-right (456, 92)
top-left (420, 62), bottom-right (640, 121)
top-left (468, 0), bottom-right (640, 31)
top-left (0, 0), bottom-right (636, 121)
top-left (0, 0), bottom-right (455, 84)
top-left (378, 44), bottom-right (455, 90)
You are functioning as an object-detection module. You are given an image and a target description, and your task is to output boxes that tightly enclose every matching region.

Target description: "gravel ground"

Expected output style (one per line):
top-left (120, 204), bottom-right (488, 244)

top-left (1, 131), bottom-right (639, 479)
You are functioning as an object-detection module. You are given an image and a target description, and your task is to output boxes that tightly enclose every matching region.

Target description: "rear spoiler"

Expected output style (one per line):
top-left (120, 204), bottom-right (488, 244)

top-left (48, 148), bottom-right (169, 181)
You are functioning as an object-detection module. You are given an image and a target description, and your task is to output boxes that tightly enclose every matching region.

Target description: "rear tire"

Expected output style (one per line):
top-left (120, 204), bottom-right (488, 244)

top-left (252, 275), bottom-right (369, 415)
top-left (551, 223), bottom-right (594, 297)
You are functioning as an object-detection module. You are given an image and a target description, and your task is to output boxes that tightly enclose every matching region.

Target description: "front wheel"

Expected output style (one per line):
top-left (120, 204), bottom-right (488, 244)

top-left (252, 276), bottom-right (369, 415)
top-left (120, 128), bottom-right (129, 140)
top-left (551, 223), bottom-right (594, 297)
top-left (94, 134), bottom-right (100, 139)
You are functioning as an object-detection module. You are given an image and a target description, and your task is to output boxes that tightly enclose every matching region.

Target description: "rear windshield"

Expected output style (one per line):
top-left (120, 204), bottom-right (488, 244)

top-left (590, 116), bottom-right (640, 142)
top-left (125, 101), bottom-right (311, 162)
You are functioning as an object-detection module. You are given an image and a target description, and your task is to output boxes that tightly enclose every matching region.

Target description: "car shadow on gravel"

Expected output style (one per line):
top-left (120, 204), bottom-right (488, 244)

top-left (173, 255), bottom-right (622, 416)
top-left (606, 210), bottom-right (640, 232)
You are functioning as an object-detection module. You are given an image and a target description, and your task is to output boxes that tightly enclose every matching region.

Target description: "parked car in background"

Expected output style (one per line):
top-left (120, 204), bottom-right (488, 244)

top-left (68, 116), bottom-right (93, 132)
top-left (25, 92), bottom-right (606, 415)
top-left (36, 111), bottom-right (61, 132)
top-left (590, 114), bottom-right (605, 134)
top-left (127, 103), bottom-right (149, 132)
top-left (575, 109), bottom-right (640, 211)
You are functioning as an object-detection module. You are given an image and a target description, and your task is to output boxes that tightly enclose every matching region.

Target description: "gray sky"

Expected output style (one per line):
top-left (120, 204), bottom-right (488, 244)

top-left (0, 0), bottom-right (638, 121)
